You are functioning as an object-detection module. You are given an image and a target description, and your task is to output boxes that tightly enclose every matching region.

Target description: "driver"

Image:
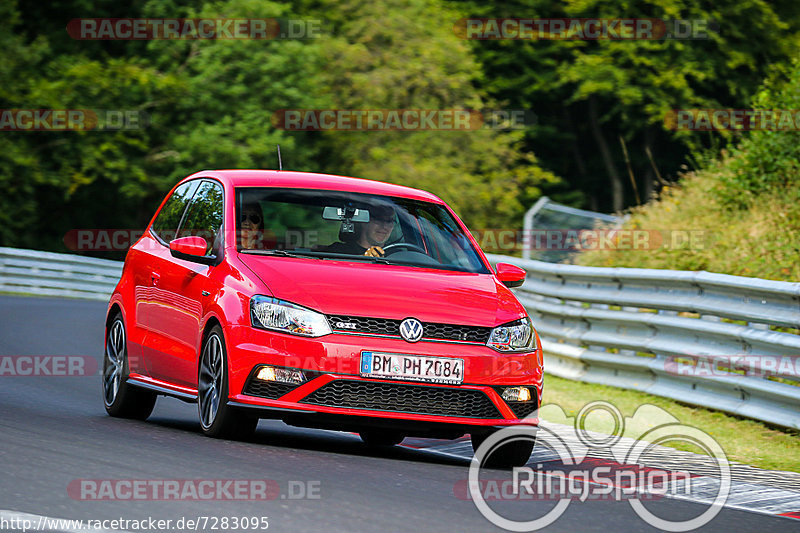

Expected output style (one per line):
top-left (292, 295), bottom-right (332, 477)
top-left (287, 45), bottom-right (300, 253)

top-left (325, 205), bottom-right (396, 257)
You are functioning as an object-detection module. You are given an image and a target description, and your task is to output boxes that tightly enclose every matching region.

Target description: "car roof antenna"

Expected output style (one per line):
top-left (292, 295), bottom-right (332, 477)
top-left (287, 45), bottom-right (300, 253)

top-left (276, 144), bottom-right (282, 171)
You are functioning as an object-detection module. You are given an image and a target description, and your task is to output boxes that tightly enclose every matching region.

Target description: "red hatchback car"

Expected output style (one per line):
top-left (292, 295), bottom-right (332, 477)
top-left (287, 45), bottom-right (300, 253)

top-left (103, 170), bottom-right (543, 466)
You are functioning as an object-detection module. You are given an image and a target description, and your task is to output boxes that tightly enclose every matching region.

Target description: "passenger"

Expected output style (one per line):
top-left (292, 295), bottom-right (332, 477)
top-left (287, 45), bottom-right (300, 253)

top-left (239, 202), bottom-right (265, 249)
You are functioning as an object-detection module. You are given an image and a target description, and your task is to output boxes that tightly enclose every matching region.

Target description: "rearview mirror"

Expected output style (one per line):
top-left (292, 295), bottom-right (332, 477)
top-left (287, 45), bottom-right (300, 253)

top-left (322, 206), bottom-right (370, 222)
top-left (495, 262), bottom-right (526, 288)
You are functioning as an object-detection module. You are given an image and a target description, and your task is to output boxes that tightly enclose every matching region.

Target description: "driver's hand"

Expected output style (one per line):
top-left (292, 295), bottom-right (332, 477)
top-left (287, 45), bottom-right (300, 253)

top-left (364, 246), bottom-right (385, 257)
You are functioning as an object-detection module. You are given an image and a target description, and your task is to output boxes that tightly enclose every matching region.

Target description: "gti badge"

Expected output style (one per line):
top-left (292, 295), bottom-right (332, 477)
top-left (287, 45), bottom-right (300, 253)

top-left (399, 318), bottom-right (423, 343)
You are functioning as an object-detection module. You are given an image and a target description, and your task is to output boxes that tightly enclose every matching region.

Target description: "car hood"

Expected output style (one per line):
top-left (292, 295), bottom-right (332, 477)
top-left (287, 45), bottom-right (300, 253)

top-left (237, 254), bottom-right (525, 326)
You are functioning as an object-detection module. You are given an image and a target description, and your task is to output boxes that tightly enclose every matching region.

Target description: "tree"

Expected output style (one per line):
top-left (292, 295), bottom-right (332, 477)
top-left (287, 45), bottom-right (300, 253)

top-left (455, 0), bottom-right (800, 211)
top-left (0, 0), bottom-right (329, 253)
top-left (308, 0), bottom-right (560, 229)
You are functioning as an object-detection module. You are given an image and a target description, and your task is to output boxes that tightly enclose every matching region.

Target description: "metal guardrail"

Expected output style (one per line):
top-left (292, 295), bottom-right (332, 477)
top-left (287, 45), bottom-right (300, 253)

top-left (2, 246), bottom-right (799, 429)
top-left (487, 253), bottom-right (800, 430)
top-left (0, 247), bottom-right (122, 301)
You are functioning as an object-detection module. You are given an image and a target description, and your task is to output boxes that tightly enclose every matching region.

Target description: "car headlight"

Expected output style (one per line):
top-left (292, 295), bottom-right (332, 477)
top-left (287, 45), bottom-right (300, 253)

top-left (487, 317), bottom-right (537, 352)
top-left (250, 296), bottom-right (332, 337)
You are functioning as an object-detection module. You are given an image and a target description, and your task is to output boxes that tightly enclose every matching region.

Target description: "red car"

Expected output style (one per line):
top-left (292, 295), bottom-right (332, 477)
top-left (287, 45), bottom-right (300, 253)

top-left (103, 170), bottom-right (542, 466)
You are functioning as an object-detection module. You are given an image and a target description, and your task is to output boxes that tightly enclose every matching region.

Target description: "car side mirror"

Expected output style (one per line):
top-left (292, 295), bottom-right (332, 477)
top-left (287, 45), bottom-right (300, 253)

top-left (495, 262), bottom-right (526, 288)
top-left (169, 236), bottom-right (216, 265)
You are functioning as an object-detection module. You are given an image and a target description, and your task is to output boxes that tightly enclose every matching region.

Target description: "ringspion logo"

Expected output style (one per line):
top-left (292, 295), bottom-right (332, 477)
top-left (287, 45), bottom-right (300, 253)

top-left (468, 401), bottom-right (731, 531)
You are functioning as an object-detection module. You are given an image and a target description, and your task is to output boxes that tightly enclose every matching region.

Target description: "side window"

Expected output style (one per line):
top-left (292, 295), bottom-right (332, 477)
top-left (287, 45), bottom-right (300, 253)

top-left (178, 180), bottom-right (224, 256)
top-left (151, 181), bottom-right (200, 242)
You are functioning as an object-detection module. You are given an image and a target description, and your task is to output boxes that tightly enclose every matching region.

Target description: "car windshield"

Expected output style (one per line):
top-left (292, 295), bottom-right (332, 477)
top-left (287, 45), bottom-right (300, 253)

top-left (235, 187), bottom-right (489, 273)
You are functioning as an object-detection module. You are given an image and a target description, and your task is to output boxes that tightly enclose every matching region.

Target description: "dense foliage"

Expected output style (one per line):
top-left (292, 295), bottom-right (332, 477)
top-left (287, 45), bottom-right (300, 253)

top-left (1, 0), bottom-right (798, 264)
top-left (578, 60), bottom-right (800, 280)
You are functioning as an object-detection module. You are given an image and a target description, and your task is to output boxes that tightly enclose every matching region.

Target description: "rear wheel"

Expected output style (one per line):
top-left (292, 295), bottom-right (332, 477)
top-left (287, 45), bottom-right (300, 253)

top-left (471, 431), bottom-right (535, 469)
top-left (359, 430), bottom-right (405, 447)
top-left (102, 313), bottom-right (156, 420)
top-left (198, 325), bottom-right (258, 440)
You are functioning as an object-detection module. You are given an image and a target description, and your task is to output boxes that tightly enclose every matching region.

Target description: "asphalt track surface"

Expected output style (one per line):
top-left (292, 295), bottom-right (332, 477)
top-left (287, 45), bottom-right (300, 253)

top-left (0, 295), bottom-right (796, 532)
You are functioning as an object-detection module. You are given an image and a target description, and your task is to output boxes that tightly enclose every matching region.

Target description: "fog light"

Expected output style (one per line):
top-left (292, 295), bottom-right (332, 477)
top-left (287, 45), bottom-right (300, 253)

top-left (256, 366), bottom-right (305, 384)
top-left (502, 387), bottom-right (531, 402)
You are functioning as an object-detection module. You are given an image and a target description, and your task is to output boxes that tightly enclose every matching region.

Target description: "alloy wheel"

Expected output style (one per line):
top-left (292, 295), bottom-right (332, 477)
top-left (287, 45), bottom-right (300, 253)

top-left (103, 318), bottom-right (125, 406)
top-left (198, 333), bottom-right (224, 428)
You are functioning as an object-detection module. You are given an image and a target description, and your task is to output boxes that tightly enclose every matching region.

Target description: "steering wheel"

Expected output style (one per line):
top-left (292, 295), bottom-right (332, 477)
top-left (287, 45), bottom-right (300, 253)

top-left (381, 242), bottom-right (428, 255)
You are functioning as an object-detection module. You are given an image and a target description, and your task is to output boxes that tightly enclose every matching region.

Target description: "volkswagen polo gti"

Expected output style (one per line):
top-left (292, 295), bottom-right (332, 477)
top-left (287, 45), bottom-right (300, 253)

top-left (103, 170), bottom-right (542, 466)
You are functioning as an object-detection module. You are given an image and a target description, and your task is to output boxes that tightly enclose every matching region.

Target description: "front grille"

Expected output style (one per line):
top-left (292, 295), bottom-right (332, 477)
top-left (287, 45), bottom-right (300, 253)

top-left (327, 315), bottom-right (492, 343)
top-left (328, 315), bottom-right (398, 336)
top-left (424, 323), bottom-right (492, 343)
top-left (505, 400), bottom-right (538, 419)
top-left (299, 380), bottom-right (503, 419)
top-left (243, 379), bottom-right (300, 399)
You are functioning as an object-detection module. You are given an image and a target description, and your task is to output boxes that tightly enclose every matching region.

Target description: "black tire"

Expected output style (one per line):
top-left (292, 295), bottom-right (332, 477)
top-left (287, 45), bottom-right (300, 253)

top-left (359, 430), bottom-right (406, 447)
top-left (103, 313), bottom-right (157, 420)
top-left (198, 325), bottom-right (258, 440)
top-left (471, 431), bottom-right (535, 469)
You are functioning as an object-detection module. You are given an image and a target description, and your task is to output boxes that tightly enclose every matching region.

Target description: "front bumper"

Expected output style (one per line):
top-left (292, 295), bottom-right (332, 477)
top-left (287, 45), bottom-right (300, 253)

top-left (225, 325), bottom-right (543, 430)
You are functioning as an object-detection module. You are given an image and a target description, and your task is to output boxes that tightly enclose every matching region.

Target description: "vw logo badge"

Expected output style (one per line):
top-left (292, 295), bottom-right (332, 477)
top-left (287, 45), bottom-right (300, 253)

top-left (399, 318), bottom-right (423, 343)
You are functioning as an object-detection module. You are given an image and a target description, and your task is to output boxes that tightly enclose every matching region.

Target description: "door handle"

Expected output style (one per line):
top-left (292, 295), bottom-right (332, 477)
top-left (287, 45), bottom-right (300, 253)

top-left (150, 272), bottom-right (160, 286)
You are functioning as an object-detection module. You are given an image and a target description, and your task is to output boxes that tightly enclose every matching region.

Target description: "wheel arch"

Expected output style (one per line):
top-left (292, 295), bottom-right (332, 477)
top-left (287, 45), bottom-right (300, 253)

top-left (198, 313), bottom-right (227, 390)
top-left (105, 301), bottom-right (124, 338)
top-left (201, 315), bottom-right (224, 347)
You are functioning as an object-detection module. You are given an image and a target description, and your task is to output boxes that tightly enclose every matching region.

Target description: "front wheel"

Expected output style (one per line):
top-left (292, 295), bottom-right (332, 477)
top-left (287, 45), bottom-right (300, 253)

top-left (471, 430), bottom-right (535, 469)
top-left (197, 325), bottom-right (258, 440)
top-left (102, 313), bottom-right (156, 420)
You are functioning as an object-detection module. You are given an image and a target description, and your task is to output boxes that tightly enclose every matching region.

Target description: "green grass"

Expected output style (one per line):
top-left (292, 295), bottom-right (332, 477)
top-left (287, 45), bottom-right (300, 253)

top-left (576, 161), bottom-right (800, 282)
top-left (541, 373), bottom-right (800, 473)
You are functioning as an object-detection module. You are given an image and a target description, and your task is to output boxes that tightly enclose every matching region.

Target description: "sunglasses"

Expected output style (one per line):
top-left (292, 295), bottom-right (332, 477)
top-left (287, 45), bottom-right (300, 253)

top-left (241, 213), bottom-right (262, 225)
top-left (373, 217), bottom-right (395, 225)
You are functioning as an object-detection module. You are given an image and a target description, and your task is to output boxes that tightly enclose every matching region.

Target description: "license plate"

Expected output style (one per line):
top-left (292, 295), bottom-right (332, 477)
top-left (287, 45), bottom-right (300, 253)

top-left (360, 352), bottom-right (464, 385)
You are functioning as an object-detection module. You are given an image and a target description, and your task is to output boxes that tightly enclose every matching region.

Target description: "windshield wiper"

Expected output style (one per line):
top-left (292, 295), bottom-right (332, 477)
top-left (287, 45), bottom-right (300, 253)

top-left (242, 249), bottom-right (405, 265)
top-left (305, 251), bottom-right (392, 264)
top-left (240, 249), bottom-right (323, 260)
